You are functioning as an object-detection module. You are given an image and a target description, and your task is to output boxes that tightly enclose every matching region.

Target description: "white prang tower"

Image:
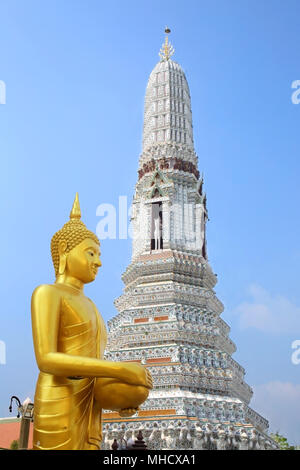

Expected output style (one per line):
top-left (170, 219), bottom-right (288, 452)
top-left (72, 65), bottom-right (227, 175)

top-left (102, 30), bottom-right (276, 450)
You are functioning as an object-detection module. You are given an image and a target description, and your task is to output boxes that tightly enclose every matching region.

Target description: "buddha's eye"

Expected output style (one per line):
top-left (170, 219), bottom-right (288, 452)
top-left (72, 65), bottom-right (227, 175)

top-left (89, 252), bottom-right (94, 257)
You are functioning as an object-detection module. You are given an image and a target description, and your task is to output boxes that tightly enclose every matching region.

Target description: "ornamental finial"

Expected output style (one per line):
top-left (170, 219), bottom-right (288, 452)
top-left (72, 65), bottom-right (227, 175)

top-left (159, 27), bottom-right (174, 61)
top-left (70, 192), bottom-right (81, 220)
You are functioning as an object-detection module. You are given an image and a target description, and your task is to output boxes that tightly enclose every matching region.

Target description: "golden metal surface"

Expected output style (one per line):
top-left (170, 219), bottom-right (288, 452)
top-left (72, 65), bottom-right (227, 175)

top-left (31, 194), bottom-right (152, 450)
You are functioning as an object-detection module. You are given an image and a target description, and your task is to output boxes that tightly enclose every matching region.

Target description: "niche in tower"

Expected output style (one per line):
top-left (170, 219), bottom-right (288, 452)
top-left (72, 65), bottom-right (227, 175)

top-left (151, 202), bottom-right (163, 250)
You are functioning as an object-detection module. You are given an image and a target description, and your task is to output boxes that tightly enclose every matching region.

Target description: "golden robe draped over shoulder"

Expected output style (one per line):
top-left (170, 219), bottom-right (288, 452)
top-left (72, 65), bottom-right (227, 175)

top-left (33, 301), bottom-right (107, 450)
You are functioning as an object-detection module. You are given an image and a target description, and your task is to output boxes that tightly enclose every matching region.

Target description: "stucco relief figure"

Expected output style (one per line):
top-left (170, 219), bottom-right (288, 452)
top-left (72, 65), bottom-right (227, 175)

top-left (193, 425), bottom-right (205, 449)
top-left (31, 194), bottom-right (152, 450)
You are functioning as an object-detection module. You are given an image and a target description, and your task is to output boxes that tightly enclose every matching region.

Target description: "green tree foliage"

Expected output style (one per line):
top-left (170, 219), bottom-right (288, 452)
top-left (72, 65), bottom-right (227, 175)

top-left (270, 432), bottom-right (295, 450)
top-left (10, 440), bottom-right (19, 450)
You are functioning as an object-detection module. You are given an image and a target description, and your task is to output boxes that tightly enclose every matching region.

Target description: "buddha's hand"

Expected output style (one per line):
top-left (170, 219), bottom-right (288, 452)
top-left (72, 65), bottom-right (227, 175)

top-left (121, 363), bottom-right (153, 389)
top-left (119, 407), bottom-right (139, 418)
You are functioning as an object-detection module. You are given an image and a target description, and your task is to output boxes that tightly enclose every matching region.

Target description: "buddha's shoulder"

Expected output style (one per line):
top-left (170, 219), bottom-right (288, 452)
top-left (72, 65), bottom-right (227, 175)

top-left (85, 296), bottom-right (104, 318)
top-left (85, 296), bottom-right (100, 312)
top-left (32, 284), bottom-right (62, 300)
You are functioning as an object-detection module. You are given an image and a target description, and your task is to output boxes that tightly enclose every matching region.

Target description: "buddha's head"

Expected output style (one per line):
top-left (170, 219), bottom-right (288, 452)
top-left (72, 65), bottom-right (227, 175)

top-left (51, 193), bottom-right (101, 283)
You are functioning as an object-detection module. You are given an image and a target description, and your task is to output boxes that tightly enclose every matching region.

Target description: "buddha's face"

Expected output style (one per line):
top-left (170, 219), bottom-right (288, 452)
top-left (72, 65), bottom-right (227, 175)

top-left (63, 238), bottom-right (102, 284)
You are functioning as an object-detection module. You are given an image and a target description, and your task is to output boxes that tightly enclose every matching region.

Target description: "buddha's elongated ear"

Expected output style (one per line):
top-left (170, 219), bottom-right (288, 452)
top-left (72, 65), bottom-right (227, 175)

top-left (58, 240), bottom-right (67, 275)
top-left (58, 240), bottom-right (67, 255)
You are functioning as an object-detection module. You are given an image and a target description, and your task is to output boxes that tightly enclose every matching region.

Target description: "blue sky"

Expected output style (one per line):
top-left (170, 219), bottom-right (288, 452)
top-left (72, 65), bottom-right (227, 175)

top-left (0, 0), bottom-right (300, 445)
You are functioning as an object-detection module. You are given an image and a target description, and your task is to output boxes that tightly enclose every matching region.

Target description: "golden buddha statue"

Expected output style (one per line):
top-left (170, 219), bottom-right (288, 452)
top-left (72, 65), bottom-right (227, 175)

top-left (31, 194), bottom-right (152, 450)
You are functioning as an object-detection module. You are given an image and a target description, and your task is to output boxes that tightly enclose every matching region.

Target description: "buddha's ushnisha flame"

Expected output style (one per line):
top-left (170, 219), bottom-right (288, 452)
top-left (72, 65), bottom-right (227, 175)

top-left (51, 193), bottom-right (99, 276)
top-left (70, 192), bottom-right (81, 219)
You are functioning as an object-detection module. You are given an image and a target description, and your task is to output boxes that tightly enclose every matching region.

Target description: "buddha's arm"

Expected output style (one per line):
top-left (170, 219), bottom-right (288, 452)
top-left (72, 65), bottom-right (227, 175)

top-left (31, 285), bottom-right (151, 388)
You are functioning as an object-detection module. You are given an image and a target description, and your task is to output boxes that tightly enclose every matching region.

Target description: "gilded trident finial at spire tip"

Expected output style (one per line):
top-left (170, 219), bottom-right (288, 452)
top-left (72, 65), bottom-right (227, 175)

top-left (70, 192), bottom-right (81, 220)
top-left (159, 27), bottom-right (174, 62)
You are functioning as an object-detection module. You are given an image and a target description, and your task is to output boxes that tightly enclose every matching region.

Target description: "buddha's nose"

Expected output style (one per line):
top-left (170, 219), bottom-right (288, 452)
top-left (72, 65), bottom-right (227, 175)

top-left (95, 257), bottom-right (102, 267)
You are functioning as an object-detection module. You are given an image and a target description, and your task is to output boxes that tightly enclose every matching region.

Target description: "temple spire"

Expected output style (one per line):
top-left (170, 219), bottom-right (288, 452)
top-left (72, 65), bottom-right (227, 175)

top-left (142, 28), bottom-right (194, 154)
top-left (159, 27), bottom-right (174, 61)
top-left (102, 32), bottom-right (276, 452)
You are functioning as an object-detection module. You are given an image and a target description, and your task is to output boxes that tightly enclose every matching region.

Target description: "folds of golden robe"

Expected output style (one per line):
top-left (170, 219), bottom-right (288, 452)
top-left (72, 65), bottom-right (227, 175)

top-left (33, 301), bottom-right (107, 450)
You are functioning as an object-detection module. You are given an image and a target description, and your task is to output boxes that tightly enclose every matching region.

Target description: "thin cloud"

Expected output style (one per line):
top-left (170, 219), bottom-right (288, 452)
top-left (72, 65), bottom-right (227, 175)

top-left (251, 382), bottom-right (300, 446)
top-left (235, 284), bottom-right (300, 333)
